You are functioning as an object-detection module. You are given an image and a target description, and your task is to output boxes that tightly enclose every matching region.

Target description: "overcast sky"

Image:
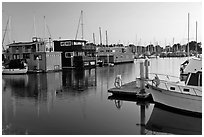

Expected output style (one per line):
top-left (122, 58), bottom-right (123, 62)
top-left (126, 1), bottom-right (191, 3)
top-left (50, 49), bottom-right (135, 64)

top-left (2, 2), bottom-right (202, 47)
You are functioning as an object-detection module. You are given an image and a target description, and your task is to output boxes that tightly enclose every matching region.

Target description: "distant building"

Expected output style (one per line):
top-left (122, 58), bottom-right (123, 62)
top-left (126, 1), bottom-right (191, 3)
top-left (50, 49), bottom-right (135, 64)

top-left (4, 37), bottom-right (62, 72)
top-left (53, 39), bottom-right (96, 69)
top-left (96, 46), bottom-right (134, 64)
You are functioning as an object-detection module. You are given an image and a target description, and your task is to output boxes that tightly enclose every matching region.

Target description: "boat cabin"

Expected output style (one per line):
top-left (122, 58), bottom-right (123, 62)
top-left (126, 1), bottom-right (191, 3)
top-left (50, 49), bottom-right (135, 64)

top-left (185, 71), bottom-right (202, 86)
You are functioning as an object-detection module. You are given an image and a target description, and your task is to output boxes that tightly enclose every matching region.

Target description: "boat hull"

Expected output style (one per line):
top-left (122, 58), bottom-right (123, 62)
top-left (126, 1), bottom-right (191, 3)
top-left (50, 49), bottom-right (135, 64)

top-left (2, 68), bottom-right (28, 74)
top-left (147, 85), bottom-right (202, 114)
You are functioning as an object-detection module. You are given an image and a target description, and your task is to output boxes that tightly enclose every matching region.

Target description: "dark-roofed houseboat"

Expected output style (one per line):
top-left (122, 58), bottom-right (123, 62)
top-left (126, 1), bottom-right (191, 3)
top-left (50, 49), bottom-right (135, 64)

top-left (53, 39), bottom-right (96, 69)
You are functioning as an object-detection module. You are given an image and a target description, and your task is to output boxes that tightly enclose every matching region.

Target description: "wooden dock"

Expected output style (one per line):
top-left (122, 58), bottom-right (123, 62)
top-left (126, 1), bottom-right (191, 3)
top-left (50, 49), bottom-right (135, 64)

top-left (108, 81), bottom-right (153, 101)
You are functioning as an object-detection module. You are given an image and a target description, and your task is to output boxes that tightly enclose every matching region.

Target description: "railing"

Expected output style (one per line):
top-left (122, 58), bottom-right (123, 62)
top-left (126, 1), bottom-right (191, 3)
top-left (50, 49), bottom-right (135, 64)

top-left (146, 73), bottom-right (202, 97)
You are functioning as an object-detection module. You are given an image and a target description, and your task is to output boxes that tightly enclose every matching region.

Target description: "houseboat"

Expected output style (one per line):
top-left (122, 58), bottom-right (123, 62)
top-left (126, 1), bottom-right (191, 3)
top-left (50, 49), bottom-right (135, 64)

top-left (3, 37), bottom-right (62, 72)
top-left (96, 46), bottom-right (134, 65)
top-left (53, 39), bottom-right (96, 69)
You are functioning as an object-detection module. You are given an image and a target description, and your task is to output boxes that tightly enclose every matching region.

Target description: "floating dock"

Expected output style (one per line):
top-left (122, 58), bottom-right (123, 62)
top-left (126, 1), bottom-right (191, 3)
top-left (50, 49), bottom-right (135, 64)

top-left (108, 81), bottom-right (153, 101)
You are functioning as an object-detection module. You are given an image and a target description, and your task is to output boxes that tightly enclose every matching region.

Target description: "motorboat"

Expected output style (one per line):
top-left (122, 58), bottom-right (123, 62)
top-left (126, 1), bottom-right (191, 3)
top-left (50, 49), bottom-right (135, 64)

top-left (2, 59), bottom-right (28, 75)
top-left (145, 71), bottom-right (202, 116)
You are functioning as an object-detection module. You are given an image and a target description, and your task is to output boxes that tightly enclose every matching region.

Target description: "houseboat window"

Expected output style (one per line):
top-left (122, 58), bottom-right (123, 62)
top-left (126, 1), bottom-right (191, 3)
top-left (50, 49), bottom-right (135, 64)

top-left (77, 52), bottom-right (84, 56)
top-left (34, 55), bottom-right (42, 60)
top-left (60, 42), bottom-right (65, 46)
top-left (65, 52), bottom-right (73, 58)
top-left (65, 41), bottom-right (71, 46)
top-left (23, 53), bottom-right (30, 59)
top-left (13, 54), bottom-right (20, 59)
top-left (112, 50), bottom-right (116, 53)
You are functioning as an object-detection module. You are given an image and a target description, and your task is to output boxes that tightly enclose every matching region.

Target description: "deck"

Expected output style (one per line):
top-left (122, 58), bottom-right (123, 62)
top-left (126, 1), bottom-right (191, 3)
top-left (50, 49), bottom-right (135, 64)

top-left (108, 81), bottom-right (153, 101)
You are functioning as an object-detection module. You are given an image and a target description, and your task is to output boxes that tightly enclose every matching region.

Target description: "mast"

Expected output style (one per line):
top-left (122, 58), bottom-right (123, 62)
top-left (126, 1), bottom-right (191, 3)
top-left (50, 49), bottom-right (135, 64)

top-left (44, 16), bottom-right (46, 40)
top-left (187, 13), bottom-right (190, 57)
top-left (75, 10), bottom-right (83, 40)
top-left (106, 30), bottom-right (109, 64)
top-left (81, 10), bottom-right (83, 40)
top-left (195, 21), bottom-right (197, 53)
top-left (105, 30), bottom-right (108, 46)
top-left (93, 33), bottom-right (95, 44)
top-left (2, 17), bottom-right (10, 51)
top-left (99, 27), bottom-right (102, 45)
top-left (34, 15), bottom-right (37, 37)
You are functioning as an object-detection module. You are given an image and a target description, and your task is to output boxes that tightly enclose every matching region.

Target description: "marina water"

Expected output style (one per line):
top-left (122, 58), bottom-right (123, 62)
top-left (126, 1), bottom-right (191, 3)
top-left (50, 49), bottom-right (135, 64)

top-left (2, 57), bottom-right (201, 135)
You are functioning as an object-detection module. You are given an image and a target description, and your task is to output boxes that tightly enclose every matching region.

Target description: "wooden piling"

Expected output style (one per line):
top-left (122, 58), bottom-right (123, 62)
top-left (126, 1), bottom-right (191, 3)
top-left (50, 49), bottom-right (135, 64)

top-left (140, 62), bottom-right (145, 94)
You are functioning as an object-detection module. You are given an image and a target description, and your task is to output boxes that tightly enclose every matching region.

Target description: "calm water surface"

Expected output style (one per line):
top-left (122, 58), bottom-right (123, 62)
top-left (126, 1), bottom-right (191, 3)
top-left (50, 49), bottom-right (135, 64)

top-left (2, 57), bottom-right (201, 135)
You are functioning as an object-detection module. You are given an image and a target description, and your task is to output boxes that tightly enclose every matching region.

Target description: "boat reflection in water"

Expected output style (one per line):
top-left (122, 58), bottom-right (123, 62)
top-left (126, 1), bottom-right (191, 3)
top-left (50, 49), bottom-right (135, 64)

top-left (2, 69), bottom-right (96, 134)
top-left (145, 103), bottom-right (202, 135)
top-left (62, 69), bottom-right (96, 91)
top-left (108, 95), bottom-right (202, 135)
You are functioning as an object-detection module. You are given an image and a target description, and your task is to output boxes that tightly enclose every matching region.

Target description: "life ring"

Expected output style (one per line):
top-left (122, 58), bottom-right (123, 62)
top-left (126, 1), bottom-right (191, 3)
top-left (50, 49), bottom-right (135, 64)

top-left (114, 75), bottom-right (122, 88)
top-left (152, 75), bottom-right (160, 87)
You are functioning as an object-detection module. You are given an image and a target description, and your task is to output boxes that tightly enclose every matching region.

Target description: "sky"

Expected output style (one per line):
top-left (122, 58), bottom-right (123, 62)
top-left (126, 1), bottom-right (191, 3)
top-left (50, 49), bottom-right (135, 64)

top-left (2, 2), bottom-right (202, 47)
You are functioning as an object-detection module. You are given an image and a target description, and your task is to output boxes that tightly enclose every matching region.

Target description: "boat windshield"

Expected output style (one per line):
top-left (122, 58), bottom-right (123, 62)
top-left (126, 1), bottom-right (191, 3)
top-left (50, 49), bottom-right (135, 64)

top-left (185, 72), bottom-right (202, 86)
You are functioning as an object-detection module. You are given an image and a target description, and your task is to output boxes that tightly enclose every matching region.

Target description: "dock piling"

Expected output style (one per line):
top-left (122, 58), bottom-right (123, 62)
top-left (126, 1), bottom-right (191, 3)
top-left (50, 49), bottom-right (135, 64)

top-left (139, 62), bottom-right (145, 94)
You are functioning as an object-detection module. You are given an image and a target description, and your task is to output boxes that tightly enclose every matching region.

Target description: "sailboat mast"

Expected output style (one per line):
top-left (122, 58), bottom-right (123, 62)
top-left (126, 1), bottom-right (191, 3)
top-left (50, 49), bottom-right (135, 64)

top-left (99, 27), bottom-right (102, 45)
top-left (34, 15), bottom-right (37, 37)
top-left (2, 17), bottom-right (10, 51)
top-left (44, 16), bottom-right (46, 40)
top-left (196, 21), bottom-right (197, 52)
top-left (106, 30), bottom-right (108, 46)
top-left (187, 13), bottom-right (190, 57)
top-left (81, 10), bottom-right (83, 40)
top-left (106, 30), bottom-right (109, 64)
top-left (93, 33), bottom-right (95, 44)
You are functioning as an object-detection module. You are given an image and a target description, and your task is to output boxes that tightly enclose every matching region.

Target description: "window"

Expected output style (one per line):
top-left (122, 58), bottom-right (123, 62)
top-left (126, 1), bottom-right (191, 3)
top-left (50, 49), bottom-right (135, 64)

top-left (65, 52), bottom-right (73, 58)
top-left (13, 54), bottom-right (20, 59)
top-left (34, 54), bottom-right (42, 60)
top-left (65, 41), bottom-right (71, 46)
top-left (23, 53), bottom-right (30, 59)
top-left (61, 41), bottom-right (71, 46)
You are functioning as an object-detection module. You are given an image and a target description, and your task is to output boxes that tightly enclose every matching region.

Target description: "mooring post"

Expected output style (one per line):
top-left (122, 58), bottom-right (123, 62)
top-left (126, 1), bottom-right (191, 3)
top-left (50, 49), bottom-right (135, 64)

top-left (140, 62), bottom-right (145, 94)
top-left (144, 58), bottom-right (150, 79)
top-left (36, 57), bottom-right (40, 70)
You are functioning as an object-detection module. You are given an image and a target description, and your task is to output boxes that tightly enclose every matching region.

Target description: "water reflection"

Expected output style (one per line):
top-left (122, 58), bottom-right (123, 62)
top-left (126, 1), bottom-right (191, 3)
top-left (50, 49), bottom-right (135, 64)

top-left (108, 94), bottom-right (202, 135)
top-left (2, 58), bottom-right (191, 135)
top-left (108, 94), bottom-right (153, 135)
top-left (62, 69), bottom-right (96, 91)
top-left (145, 103), bottom-right (202, 135)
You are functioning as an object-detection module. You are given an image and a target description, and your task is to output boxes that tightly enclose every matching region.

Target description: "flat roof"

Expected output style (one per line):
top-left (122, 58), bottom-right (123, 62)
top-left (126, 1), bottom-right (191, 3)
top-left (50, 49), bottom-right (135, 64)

top-left (7, 41), bottom-right (44, 47)
top-left (53, 39), bottom-right (87, 42)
